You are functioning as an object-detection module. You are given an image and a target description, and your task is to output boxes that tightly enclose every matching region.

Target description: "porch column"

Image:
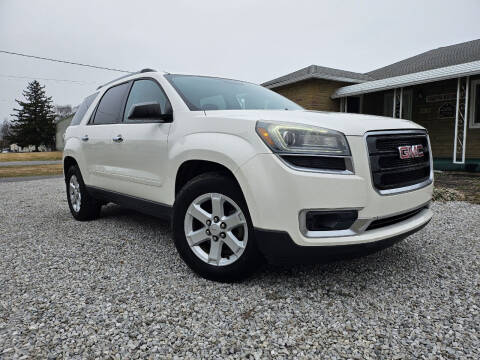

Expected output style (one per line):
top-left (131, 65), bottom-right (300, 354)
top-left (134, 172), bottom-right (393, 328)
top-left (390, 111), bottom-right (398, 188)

top-left (392, 89), bottom-right (396, 117)
top-left (399, 88), bottom-right (403, 118)
top-left (453, 77), bottom-right (470, 164)
top-left (392, 88), bottom-right (403, 118)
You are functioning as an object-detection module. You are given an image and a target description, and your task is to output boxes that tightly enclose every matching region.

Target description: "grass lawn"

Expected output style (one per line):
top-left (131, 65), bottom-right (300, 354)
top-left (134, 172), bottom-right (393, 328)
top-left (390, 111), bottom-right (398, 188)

top-left (0, 151), bottom-right (62, 162)
top-left (434, 171), bottom-right (480, 204)
top-left (0, 164), bottom-right (63, 178)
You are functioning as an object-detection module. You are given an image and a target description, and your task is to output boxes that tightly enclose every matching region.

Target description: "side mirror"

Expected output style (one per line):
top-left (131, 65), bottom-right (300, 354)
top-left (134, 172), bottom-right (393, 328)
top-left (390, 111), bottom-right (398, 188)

top-left (128, 102), bottom-right (173, 122)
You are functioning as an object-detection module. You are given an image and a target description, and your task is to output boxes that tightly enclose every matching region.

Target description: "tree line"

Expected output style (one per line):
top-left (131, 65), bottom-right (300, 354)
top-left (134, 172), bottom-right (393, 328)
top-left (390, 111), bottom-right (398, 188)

top-left (1, 80), bottom-right (70, 151)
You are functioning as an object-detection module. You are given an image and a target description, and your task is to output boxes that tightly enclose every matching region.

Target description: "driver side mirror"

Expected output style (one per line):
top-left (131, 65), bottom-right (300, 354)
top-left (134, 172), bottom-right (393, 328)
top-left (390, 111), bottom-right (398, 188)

top-left (128, 101), bottom-right (173, 122)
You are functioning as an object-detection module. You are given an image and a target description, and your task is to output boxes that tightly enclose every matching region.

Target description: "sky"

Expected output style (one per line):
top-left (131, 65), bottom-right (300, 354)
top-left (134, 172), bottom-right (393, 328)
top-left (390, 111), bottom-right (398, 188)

top-left (1, 0), bottom-right (480, 123)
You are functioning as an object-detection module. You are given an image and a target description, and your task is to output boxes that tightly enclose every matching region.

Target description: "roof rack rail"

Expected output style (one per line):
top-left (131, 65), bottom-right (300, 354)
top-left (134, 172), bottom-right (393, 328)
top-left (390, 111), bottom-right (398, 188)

top-left (96, 68), bottom-right (157, 90)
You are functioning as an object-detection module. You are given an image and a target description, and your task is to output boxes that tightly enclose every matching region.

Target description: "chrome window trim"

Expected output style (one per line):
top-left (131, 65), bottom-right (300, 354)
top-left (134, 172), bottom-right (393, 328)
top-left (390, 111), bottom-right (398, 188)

top-left (364, 129), bottom-right (434, 196)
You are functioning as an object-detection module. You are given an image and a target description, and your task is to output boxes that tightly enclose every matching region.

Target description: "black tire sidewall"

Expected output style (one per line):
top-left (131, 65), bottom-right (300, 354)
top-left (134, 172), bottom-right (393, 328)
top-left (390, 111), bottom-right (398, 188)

top-left (173, 173), bottom-right (261, 282)
top-left (65, 166), bottom-right (100, 221)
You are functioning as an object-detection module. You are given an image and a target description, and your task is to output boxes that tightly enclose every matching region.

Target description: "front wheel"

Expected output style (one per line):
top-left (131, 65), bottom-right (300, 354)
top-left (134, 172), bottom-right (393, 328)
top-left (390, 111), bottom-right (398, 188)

top-left (173, 173), bottom-right (262, 282)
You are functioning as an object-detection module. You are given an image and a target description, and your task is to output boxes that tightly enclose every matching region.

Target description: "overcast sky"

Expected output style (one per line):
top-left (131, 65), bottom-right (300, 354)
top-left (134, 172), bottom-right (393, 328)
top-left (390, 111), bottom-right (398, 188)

top-left (1, 0), bottom-right (480, 123)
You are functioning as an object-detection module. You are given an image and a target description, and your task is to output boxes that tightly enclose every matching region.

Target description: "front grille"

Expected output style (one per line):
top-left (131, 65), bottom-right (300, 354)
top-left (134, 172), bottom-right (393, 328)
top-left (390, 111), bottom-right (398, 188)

top-left (366, 131), bottom-right (431, 192)
top-left (366, 206), bottom-right (427, 231)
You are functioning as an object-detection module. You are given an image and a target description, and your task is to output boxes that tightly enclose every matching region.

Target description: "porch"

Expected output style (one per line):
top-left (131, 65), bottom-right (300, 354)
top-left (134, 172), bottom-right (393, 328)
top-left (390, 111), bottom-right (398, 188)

top-left (333, 64), bottom-right (480, 172)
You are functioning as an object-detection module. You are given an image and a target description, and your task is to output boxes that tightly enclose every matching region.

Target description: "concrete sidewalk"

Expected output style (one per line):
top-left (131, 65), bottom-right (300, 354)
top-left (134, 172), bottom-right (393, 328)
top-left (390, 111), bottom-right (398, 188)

top-left (0, 160), bottom-right (62, 166)
top-left (0, 174), bottom-right (63, 183)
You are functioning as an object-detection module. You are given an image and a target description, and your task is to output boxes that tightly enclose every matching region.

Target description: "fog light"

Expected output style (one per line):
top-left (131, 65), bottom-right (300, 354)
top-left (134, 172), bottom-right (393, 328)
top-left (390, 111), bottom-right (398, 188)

top-left (305, 210), bottom-right (358, 231)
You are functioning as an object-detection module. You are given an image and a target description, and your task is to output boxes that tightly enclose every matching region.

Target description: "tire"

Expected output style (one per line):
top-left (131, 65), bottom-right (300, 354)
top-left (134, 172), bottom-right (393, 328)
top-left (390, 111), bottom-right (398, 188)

top-left (173, 172), bottom-right (262, 282)
top-left (65, 165), bottom-right (102, 221)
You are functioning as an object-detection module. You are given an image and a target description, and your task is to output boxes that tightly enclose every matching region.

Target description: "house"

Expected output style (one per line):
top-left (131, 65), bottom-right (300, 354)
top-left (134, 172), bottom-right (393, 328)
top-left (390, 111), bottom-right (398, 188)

top-left (9, 144), bottom-right (38, 152)
top-left (263, 39), bottom-right (480, 172)
top-left (9, 143), bottom-right (20, 152)
top-left (55, 113), bottom-right (74, 151)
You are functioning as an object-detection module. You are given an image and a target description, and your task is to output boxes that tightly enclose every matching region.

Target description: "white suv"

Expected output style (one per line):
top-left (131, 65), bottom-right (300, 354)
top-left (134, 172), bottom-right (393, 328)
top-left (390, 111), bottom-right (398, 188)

top-left (63, 69), bottom-right (433, 281)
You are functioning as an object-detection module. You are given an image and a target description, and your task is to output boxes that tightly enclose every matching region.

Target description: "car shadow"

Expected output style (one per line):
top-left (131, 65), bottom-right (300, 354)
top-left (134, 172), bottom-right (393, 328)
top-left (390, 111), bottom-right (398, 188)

top-left (64, 202), bottom-right (428, 287)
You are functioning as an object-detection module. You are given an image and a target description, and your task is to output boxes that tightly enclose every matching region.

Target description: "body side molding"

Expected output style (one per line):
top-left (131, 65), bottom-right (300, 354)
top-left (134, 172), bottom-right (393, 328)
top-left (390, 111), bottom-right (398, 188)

top-left (86, 185), bottom-right (172, 220)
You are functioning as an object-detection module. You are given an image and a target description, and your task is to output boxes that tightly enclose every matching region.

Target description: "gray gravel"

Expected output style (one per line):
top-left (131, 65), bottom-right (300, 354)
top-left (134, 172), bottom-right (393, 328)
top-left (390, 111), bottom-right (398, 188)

top-left (0, 178), bottom-right (479, 359)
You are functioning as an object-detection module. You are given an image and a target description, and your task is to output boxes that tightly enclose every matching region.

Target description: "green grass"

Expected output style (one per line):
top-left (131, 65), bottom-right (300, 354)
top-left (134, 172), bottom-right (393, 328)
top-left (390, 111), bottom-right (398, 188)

top-left (0, 151), bottom-right (62, 162)
top-left (0, 164), bottom-right (63, 178)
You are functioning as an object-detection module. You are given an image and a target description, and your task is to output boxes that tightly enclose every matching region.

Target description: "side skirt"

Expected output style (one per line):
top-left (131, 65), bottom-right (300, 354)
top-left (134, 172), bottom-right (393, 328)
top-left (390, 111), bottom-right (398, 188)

top-left (85, 185), bottom-right (172, 220)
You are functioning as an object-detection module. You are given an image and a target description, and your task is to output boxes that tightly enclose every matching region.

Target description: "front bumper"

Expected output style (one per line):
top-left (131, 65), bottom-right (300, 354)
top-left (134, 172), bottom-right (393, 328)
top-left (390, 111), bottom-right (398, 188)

top-left (254, 219), bottom-right (430, 264)
top-left (235, 135), bottom-right (433, 248)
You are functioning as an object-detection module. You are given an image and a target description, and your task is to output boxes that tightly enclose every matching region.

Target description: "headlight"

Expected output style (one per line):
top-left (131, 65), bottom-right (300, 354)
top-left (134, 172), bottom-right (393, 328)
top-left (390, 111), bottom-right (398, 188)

top-left (255, 121), bottom-right (350, 156)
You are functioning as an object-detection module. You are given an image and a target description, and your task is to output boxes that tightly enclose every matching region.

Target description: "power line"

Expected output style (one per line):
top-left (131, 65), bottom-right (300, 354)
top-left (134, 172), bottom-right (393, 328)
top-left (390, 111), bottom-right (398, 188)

top-left (0, 50), bottom-right (133, 73)
top-left (0, 74), bottom-right (97, 85)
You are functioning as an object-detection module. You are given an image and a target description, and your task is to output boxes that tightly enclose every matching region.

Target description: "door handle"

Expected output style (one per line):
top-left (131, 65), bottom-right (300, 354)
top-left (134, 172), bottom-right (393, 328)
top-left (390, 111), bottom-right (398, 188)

top-left (113, 135), bottom-right (124, 143)
top-left (81, 135), bottom-right (89, 142)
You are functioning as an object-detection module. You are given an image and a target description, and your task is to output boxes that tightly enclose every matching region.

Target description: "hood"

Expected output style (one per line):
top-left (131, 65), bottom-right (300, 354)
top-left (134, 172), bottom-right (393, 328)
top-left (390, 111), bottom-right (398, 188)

top-left (204, 110), bottom-right (424, 136)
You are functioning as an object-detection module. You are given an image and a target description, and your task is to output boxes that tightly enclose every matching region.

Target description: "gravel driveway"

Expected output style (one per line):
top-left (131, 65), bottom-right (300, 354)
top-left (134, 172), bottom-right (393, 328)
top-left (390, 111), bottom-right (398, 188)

top-left (0, 178), bottom-right (479, 359)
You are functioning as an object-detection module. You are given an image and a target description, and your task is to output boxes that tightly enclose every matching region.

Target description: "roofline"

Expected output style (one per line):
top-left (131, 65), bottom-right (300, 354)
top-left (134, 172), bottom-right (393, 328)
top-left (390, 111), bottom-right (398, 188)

top-left (332, 60), bottom-right (480, 98)
top-left (262, 73), bottom-right (367, 89)
top-left (96, 68), bottom-right (158, 90)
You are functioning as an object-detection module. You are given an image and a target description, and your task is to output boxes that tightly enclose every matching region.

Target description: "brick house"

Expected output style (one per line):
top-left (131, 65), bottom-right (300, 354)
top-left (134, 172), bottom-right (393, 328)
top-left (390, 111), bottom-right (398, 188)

top-left (263, 39), bottom-right (480, 171)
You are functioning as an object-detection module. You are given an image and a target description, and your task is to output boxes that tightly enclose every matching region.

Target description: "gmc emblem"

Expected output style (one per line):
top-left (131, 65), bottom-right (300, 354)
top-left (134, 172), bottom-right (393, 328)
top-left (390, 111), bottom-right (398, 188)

top-left (398, 145), bottom-right (424, 159)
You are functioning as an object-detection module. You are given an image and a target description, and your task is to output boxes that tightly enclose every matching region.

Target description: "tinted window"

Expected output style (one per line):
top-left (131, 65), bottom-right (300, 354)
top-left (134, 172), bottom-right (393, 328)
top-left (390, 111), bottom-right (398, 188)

top-left (124, 79), bottom-right (168, 122)
top-left (70, 93), bottom-right (98, 126)
top-left (165, 74), bottom-right (303, 111)
top-left (474, 83), bottom-right (480, 125)
top-left (93, 82), bottom-right (130, 124)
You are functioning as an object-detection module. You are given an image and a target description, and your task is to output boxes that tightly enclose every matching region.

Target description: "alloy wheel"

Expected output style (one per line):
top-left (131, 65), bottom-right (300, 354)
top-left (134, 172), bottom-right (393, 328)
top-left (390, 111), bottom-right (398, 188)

top-left (184, 193), bottom-right (248, 266)
top-left (69, 175), bottom-right (81, 213)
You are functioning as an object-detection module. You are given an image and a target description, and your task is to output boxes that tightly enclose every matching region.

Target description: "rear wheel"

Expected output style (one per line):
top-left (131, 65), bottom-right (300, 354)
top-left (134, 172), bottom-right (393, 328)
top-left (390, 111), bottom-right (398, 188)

top-left (66, 166), bottom-right (102, 221)
top-left (173, 173), bottom-right (262, 282)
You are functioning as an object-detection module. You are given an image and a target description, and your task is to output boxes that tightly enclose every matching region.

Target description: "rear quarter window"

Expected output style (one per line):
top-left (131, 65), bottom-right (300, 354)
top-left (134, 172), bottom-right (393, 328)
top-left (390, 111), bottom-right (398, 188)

top-left (70, 93), bottom-right (98, 126)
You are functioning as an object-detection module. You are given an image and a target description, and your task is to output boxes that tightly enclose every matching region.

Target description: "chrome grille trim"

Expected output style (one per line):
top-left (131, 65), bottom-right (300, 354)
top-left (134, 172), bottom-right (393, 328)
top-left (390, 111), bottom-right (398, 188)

top-left (364, 130), bottom-right (434, 195)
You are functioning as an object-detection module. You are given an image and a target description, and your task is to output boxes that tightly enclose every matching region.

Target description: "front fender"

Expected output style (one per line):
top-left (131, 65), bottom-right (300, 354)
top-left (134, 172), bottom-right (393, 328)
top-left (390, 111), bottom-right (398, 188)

top-left (166, 132), bottom-right (260, 205)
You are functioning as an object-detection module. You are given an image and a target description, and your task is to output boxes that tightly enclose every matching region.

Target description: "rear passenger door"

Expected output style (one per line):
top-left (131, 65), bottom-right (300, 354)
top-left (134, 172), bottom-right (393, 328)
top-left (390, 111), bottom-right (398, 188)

top-left (108, 78), bottom-right (172, 202)
top-left (82, 82), bottom-right (130, 189)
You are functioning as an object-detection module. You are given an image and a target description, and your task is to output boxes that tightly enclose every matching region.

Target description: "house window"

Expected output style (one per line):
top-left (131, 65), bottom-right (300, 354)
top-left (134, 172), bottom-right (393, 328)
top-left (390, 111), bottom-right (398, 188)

top-left (346, 96), bottom-right (361, 113)
top-left (383, 90), bottom-right (412, 119)
top-left (470, 79), bottom-right (480, 128)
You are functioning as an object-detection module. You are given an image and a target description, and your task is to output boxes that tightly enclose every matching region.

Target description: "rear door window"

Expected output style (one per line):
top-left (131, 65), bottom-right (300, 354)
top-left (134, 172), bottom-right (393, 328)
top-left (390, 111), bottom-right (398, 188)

top-left (70, 93), bottom-right (98, 126)
top-left (92, 82), bottom-right (130, 125)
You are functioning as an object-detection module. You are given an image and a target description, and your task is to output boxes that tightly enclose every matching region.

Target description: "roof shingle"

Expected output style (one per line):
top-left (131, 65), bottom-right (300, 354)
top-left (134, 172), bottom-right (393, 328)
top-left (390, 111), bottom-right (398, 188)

top-left (366, 39), bottom-right (480, 79)
top-left (262, 39), bottom-right (480, 88)
top-left (262, 64), bottom-right (373, 88)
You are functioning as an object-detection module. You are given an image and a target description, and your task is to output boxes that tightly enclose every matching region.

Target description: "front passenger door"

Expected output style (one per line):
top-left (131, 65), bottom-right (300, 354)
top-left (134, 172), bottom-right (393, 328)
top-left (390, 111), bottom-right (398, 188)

top-left (108, 79), bottom-right (172, 202)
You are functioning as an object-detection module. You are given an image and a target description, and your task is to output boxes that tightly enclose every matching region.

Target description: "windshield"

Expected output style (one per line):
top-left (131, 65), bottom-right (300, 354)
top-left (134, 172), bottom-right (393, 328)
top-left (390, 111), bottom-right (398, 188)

top-left (165, 74), bottom-right (303, 111)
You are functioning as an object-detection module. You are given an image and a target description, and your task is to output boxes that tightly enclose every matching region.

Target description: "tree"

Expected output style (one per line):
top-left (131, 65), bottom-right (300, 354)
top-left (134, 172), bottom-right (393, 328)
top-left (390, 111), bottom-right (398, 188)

top-left (0, 120), bottom-right (11, 148)
top-left (8, 80), bottom-right (56, 149)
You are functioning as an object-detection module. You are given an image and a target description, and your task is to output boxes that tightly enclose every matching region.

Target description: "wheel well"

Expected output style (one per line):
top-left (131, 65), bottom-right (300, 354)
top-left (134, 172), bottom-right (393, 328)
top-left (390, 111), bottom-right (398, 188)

top-left (63, 156), bottom-right (78, 177)
top-left (175, 160), bottom-right (240, 196)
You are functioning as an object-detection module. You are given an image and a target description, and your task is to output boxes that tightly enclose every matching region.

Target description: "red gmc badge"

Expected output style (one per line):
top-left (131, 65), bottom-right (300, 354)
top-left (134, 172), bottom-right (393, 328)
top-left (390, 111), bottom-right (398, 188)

top-left (398, 145), bottom-right (424, 159)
